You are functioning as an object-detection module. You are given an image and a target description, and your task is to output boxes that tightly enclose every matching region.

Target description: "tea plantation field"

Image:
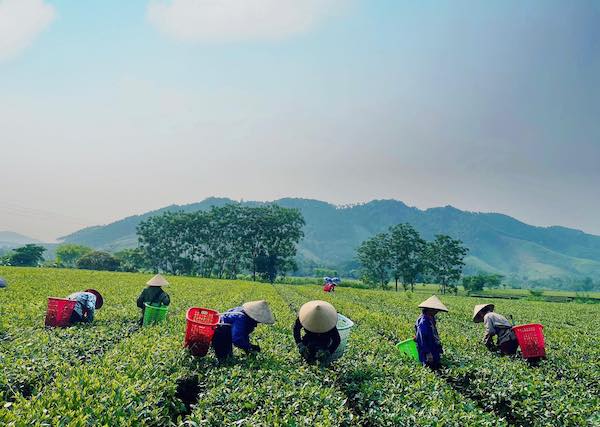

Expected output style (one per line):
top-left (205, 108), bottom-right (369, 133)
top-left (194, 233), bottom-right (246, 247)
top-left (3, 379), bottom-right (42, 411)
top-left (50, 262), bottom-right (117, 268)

top-left (0, 267), bottom-right (598, 426)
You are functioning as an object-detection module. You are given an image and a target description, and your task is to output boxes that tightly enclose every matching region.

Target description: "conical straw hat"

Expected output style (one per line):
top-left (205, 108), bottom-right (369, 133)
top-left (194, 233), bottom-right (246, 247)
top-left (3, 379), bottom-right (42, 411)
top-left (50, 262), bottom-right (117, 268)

top-left (242, 300), bottom-right (275, 324)
top-left (298, 300), bottom-right (338, 333)
top-left (472, 303), bottom-right (494, 323)
top-left (418, 295), bottom-right (448, 312)
top-left (147, 274), bottom-right (169, 287)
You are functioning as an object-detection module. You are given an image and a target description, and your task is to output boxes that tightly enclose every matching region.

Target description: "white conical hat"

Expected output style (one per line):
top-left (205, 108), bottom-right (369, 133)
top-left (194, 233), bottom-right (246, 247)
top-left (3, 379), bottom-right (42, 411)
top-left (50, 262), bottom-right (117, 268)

top-left (473, 303), bottom-right (494, 323)
top-left (418, 295), bottom-right (448, 312)
top-left (146, 274), bottom-right (169, 287)
top-left (242, 300), bottom-right (275, 324)
top-left (298, 300), bottom-right (338, 333)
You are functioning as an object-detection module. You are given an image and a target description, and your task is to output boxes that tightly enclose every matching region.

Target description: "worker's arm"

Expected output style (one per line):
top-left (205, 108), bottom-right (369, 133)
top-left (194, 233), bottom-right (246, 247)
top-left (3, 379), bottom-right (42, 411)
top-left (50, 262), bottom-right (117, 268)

top-left (159, 291), bottom-right (170, 306)
top-left (415, 318), bottom-right (434, 355)
top-left (83, 295), bottom-right (95, 323)
top-left (293, 318), bottom-right (303, 344)
top-left (328, 328), bottom-right (341, 354)
top-left (230, 316), bottom-right (253, 351)
top-left (483, 315), bottom-right (497, 350)
top-left (136, 289), bottom-right (147, 309)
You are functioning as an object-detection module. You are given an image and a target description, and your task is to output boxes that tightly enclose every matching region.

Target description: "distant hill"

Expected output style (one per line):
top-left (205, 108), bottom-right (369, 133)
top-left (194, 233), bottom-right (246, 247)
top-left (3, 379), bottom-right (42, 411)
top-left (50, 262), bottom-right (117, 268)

top-left (0, 231), bottom-right (41, 248)
top-left (60, 197), bottom-right (600, 283)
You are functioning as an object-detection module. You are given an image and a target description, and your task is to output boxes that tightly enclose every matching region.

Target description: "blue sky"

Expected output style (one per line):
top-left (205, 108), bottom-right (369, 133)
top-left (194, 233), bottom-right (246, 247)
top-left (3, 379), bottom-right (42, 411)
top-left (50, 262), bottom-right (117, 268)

top-left (1, 0), bottom-right (599, 241)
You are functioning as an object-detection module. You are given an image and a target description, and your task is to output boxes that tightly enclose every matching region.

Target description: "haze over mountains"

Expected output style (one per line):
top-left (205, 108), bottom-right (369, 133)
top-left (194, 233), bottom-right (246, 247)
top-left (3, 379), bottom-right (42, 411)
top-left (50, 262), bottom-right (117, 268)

top-left (59, 197), bottom-right (600, 283)
top-left (0, 231), bottom-right (41, 248)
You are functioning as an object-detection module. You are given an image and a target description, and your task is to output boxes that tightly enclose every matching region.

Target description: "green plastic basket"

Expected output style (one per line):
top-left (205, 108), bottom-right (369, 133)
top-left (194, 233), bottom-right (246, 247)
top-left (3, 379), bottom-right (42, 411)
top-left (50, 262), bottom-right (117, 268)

top-left (397, 338), bottom-right (419, 362)
top-left (143, 303), bottom-right (169, 326)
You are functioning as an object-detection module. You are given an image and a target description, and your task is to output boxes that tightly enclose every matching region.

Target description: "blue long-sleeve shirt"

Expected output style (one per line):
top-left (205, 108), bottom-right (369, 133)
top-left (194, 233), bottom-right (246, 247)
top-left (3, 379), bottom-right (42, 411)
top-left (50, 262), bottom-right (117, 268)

top-left (220, 307), bottom-right (257, 351)
top-left (67, 291), bottom-right (96, 323)
top-left (414, 314), bottom-right (443, 363)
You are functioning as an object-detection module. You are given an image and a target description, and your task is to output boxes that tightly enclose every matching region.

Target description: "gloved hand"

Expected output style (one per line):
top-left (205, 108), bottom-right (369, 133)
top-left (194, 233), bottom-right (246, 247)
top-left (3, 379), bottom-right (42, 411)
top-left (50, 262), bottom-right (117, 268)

top-left (248, 344), bottom-right (261, 353)
top-left (425, 353), bottom-right (434, 363)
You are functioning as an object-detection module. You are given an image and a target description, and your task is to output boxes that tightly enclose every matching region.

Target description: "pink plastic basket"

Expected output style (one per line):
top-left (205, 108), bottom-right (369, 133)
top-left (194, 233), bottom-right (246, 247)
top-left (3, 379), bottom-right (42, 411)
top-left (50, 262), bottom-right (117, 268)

top-left (513, 324), bottom-right (545, 359)
top-left (184, 307), bottom-right (220, 357)
top-left (45, 298), bottom-right (76, 327)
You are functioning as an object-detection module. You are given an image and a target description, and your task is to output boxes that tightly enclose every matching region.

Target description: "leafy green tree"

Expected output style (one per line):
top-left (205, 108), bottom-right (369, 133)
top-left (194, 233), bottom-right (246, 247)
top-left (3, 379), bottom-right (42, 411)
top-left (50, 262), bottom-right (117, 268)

top-left (253, 205), bottom-right (305, 283)
top-left (137, 204), bottom-right (305, 281)
top-left (76, 251), bottom-right (120, 271)
top-left (426, 235), bottom-right (468, 294)
top-left (388, 223), bottom-right (426, 292)
top-left (462, 273), bottom-right (504, 294)
top-left (8, 244), bottom-right (46, 267)
top-left (357, 233), bottom-right (390, 289)
top-left (55, 244), bottom-right (93, 268)
top-left (137, 211), bottom-right (196, 274)
top-left (114, 248), bottom-right (148, 272)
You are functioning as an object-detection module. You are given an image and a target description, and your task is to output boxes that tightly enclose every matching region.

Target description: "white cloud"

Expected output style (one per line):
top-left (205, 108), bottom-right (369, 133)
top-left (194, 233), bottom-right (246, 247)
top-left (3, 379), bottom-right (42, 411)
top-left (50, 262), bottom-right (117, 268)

top-left (0, 0), bottom-right (55, 61)
top-left (147, 0), bottom-right (346, 43)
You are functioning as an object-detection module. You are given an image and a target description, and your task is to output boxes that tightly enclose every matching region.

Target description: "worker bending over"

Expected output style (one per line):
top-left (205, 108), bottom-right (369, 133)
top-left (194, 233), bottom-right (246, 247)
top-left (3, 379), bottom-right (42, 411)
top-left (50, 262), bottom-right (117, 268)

top-left (213, 300), bottom-right (275, 360)
top-left (294, 300), bottom-right (340, 366)
top-left (473, 303), bottom-right (518, 355)
top-left (67, 289), bottom-right (103, 324)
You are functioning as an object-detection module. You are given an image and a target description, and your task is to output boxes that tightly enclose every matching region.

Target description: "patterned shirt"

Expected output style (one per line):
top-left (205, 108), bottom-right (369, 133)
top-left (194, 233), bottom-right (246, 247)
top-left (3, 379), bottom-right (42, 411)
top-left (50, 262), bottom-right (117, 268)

top-left (67, 292), bottom-right (97, 322)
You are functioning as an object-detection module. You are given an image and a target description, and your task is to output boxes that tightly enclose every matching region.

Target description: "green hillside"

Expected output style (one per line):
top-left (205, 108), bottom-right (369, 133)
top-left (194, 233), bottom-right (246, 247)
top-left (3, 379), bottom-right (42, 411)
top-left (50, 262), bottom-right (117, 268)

top-left (60, 197), bottom-right (600, 283)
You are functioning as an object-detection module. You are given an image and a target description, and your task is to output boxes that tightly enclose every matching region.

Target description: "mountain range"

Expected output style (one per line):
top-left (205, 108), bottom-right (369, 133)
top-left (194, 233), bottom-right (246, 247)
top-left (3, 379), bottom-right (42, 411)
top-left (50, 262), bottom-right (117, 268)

top-left (58, 197), bottom-right (600, 284)
top-left (0, 231), bottom-right (41, 248)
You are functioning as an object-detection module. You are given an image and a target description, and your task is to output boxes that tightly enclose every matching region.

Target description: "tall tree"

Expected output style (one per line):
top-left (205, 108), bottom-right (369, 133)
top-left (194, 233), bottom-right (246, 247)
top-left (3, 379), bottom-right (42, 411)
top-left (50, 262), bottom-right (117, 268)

top-left (76, 251), bottom-right (120, 271)
top-left (9, 244), bottom-right (46, 267)
top-left (426, 235), bottom-right (468, 294)
top-left (114, 248), bottom-right (148, 272)
top-left (136, 204), bottom-right (305, 281)
top-left (388, 223), bottom-right (426, 292)
top-left (357, 233), bottom-right (390, 289)
top-left (462, 273), bottom-right (504, 294)
top-left (55, 244), bottom-right (93, 268)
top-left (138, 211), bottom-right (195, 274)
top-left (254, 205), bottom-right (305, 283)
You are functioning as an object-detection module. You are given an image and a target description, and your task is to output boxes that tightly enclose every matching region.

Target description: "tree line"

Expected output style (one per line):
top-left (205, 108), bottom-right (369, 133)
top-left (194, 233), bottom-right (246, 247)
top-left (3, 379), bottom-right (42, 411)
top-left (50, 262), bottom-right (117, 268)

top-left (137, 204), bottom-right (305, 282)
top-left (356, 223), bottom-right (469, 293)
top-left (0, 205), bottom-right (305, 283)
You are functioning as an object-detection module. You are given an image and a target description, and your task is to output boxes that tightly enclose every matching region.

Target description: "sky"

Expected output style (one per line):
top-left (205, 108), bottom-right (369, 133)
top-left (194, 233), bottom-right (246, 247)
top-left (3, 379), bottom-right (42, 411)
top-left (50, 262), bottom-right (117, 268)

top-left (1, 0), bottom-right (599, 242)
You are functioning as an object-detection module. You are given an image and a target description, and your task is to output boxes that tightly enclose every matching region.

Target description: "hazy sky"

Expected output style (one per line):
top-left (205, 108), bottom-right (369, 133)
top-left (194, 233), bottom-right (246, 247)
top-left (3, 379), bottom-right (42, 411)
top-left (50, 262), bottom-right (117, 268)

top-left (1, 0), bottom-right (600, 242)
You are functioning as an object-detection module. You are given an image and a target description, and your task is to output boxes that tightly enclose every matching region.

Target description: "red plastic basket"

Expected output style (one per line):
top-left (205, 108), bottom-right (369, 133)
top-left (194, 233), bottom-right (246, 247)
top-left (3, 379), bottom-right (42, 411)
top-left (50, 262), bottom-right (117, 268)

top-left (184, 307), bottom-right (220, 357)
top-left (513, 324), bottom-right (545, 359)
top-left (45, 297), bottom-right (77, 327)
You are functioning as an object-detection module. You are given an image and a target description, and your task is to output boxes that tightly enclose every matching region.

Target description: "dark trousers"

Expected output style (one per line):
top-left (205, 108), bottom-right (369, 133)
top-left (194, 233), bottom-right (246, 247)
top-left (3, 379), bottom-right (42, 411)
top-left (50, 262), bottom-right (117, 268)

top-left (70, 311), bottom-right (83, 324)
top-left (212, 324), bottom-right (233, 361)
top-left (499, 339), bottom-right (519, 355)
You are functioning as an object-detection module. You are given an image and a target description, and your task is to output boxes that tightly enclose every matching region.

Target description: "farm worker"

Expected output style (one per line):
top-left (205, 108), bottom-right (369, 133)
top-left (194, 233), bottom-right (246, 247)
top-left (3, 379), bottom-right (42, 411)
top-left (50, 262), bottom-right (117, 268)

top-left (473, 303), bottom-right (518, 355)
top-left (217, 300), bottom-right (275, 357)
top-left (294, 300), bottom-right (340, 366)
top-left (415, 295), bottom-right (448, 370)
top-left (67, 289), bottom-right (103, 324)
top-left (323, 277), bottom-right (340, 293)
top-left (137, 274), bottom-right (171, 324)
